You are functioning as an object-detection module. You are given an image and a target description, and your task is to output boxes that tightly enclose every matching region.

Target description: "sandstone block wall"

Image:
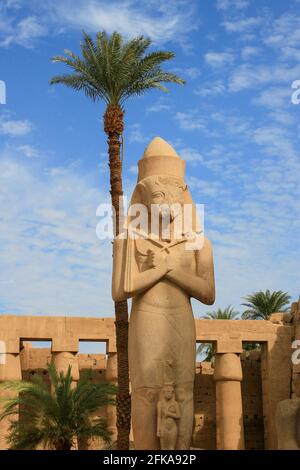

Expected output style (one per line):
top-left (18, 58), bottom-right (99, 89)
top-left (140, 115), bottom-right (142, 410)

top-left (192, 351), bottom-right (264, 450)
top-left (19, 346), bottom-right (274, 450)
top-left (0, 313), bottom-right (296, 449)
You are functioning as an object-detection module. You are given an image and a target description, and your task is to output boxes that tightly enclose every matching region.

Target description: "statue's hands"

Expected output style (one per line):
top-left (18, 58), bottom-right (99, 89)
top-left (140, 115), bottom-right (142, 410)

top-left (166, 253), bottom-right (177, 272)
top-left (147, 250), bottom-right (168, 272)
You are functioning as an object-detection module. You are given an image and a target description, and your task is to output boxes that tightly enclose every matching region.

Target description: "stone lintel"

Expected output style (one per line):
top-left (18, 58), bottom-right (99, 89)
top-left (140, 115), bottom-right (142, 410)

top-left (51, 338), bottom-right (79, 353)
top-left (1, 339), bottom-right (20, 354)
top-left (215, 338), bottom-right (243, 354)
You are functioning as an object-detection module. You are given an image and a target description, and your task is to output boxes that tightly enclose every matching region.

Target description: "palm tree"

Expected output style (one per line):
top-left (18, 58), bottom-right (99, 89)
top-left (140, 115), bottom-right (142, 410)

top-left (197, 306), bottom-right (240, 361)
top-left (204, 306), bottom-right (240, 320)
top-left (241, 290), bottom-right (291, 320)
top-left (49, 31), bottom-right (185, 449)
top-left (0, 363), bottom-right (116, 450)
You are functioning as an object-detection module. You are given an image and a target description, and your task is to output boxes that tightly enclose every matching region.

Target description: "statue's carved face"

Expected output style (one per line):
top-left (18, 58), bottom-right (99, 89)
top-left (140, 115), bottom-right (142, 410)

top-left (164, 385), bottom-right (174, 400)
top-left (139, 176), bottom-right (187, 220)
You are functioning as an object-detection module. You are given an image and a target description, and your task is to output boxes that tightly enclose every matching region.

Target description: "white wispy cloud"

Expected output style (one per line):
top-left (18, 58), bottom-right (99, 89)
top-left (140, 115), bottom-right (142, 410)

top-left (228, 63), bottom-right (300, 92)
top-left (0, 146), bottom-right (113, 316)
top-left (204, 51), bottom-right (235, 68)
top-left (252, 87), bottom-right (291, 109)
top-left (171, 66), bottom-right (201, 80)
top-left (0, 11), bottom-right (47, 47)
top-left (211, 111), bottom-right (252, 136)
top-left (16, 144), bottom-right (40, 158)
top-left (187, 176), bottom-right (228, 198)
top-left (174, 111), bottom-right (205, 131)
top-left (222, 16), bottom-right (262, 33)
top-left (146, 100), bottom-right (171, 113)
top-left (3, 1), bottom-right (22, 8)
top-left (241, 45), bottom-right (261, 60)
top-left (264, 12), bottom-right (300, 49)
top-left (129, 123), bottom-right (149, 144)
top-left (190, 119), bottom-right (300, 311)
top-left (268, 110), bottom-right (296, 127)
top-left (1, 0), bottom-right (299, 318)
top-left (0, 117), bottom-right (33, 135)
top-left (184, 67), bottom-right (201, 79)
top-left (280, 46), bottom-right (300, 62)
top-left (216, 0), bottom-right (249, 10)
top-left (178, 147), bottom-right (204, 165)
top-left (252, 125), bottom-right (297, 159)
top-left (44, 0), bottom-right (197, 46)
top-left (0, 0), bottom-right (197, 48)
top-left (194, 80), bottom-right (226, 97)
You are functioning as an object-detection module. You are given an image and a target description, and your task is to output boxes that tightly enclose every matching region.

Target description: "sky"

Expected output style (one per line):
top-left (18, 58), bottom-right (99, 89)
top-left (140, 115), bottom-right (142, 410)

top-left (0, 0), bottom-right (300, 323)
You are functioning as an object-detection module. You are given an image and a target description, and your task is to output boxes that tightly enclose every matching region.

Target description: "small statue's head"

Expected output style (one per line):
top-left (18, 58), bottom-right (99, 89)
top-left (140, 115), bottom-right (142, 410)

top-left (163, 384), bottom-right (175, 401)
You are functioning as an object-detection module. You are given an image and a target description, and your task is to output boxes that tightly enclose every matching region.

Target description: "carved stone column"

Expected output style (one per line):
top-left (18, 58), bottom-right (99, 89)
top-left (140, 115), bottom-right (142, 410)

top-left (214, 352), bottom-right (245, 450)
top-left (0, 352), bottom-right (22, 449)
top-left (52, 351), bottom-right (79, 450)
top-left (52, 351), bottom-right (79, 388)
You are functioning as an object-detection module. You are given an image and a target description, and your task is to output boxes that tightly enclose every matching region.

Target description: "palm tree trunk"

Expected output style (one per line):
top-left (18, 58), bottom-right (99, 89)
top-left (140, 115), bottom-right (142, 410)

top-left (55, 441), bottom-right (72, 450)
top-left (104, 104), bottom-right (131, 450)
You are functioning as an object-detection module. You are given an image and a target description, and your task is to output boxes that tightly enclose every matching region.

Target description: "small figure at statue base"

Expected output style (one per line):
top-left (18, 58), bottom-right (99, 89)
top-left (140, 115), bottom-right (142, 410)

top-left (157, 384), bottom-right (180, 450)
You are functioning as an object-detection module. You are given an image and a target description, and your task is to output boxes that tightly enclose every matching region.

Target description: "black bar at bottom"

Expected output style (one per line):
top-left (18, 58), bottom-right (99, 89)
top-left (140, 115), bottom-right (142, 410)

top-left (0, 450), bottom-right (299, 467)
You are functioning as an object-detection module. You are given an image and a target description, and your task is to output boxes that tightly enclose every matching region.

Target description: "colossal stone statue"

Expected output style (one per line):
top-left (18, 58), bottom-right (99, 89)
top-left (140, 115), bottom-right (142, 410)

top-left (112, 137), bottom-right (215, 449)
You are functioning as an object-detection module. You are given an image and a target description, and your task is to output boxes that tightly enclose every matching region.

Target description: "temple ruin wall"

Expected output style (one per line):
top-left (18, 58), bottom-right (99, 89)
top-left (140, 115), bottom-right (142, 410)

top-left (1, 301), bottom-right (299, 450)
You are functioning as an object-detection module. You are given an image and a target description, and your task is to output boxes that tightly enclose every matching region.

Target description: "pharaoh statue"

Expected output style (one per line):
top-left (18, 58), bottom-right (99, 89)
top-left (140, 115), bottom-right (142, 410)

top-left (112, 137), bottom-right (215, 449)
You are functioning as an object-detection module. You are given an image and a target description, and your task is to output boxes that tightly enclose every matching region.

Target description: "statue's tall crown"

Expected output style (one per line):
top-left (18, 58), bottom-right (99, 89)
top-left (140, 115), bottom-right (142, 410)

top-left (137, 137), bottom-right (185, 182)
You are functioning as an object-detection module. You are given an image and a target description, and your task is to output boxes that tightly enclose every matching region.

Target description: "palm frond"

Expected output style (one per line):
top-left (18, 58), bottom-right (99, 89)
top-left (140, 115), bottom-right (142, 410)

top-left (50, 31), bottom-right (185, 106)
top-left (201, 305), bottom-right (240, 320)
top-left (241, 290), bottom-right (291, 320)
top-left (0, 363), bottom-right (117, 450)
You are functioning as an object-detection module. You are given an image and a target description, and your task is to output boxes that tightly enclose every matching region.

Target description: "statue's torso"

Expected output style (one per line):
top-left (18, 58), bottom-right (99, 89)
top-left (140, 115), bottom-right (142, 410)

top-left (129, 237), bottom-right (197, 390)
top-left (134, 237), bottom-right (196, 309)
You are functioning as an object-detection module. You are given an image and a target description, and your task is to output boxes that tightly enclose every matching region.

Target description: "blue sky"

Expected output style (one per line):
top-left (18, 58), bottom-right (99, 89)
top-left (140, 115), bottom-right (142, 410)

top-left (0, 0), bottom-right (300, 320)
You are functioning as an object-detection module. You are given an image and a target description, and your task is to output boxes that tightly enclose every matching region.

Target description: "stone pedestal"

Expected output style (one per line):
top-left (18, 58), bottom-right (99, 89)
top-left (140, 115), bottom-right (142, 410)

top-left (214, 353), bottom-right (245, 450)
top-left (0, 353), bottom-right (22, 449)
